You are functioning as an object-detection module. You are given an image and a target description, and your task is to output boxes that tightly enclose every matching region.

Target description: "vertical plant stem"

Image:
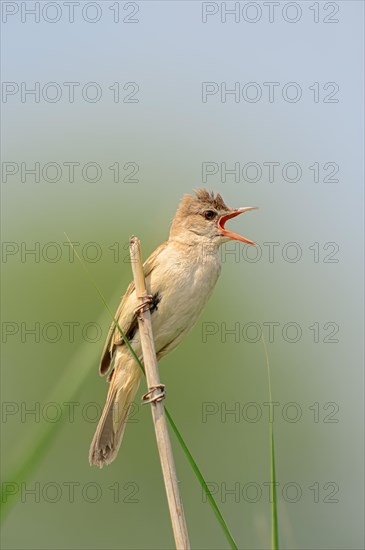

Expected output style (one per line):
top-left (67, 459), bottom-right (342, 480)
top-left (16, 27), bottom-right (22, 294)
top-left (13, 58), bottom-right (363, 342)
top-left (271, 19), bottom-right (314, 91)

top-left (262, 334), bottom-right (280, 550)
top-left (129, 236), bottom-right (190, 550)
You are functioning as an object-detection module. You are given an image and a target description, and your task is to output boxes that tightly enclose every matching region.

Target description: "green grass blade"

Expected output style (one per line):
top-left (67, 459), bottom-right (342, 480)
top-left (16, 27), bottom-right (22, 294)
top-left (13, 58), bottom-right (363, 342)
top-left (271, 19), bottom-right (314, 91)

top-left (67, 235), bottom-right (238, 548)
top-left (261, 335), bottom-right (280, 550)
top-left (0, 342), bottom-right (98, 523)
top-left (1, 422), bottom-right (59, 523)
top-left (63, 235), bottom-right (145, 375)
top-left (270, 429), bottom-right (279, 550)
top-left (0, 236), bottom-right (146, 524)
top-left (2, 235), bottom-right (238, 548)
top-left (165, 407), bottom-right (238, 550)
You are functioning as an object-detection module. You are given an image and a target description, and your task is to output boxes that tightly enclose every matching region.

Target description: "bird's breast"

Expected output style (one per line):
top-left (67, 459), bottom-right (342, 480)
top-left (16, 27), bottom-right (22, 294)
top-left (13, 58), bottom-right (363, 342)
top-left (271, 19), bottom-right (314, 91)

top-left (147, 244), bottom-right (221, 354)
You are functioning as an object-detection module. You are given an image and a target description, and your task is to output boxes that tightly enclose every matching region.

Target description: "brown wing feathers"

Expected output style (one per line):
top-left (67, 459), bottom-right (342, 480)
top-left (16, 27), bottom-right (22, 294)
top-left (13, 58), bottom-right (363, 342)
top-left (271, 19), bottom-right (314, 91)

top-left (98, 241), bottom-right (168, 376)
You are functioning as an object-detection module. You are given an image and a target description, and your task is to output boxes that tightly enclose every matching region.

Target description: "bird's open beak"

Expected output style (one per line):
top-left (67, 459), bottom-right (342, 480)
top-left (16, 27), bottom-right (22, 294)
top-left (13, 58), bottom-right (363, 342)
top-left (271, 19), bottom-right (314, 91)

top-left (218, 207), bottom-right (257, 245)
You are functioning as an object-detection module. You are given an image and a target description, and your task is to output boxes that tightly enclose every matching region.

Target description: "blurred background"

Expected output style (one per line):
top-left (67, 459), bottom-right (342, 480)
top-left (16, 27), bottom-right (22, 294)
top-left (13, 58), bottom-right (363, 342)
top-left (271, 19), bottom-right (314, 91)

top-left (1, 1), bottom-right (364, 549)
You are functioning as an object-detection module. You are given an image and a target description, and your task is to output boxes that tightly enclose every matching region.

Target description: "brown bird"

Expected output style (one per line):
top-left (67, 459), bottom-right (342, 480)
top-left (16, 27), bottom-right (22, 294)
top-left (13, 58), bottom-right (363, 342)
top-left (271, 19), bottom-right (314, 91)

top-left (89, 189), bottom-right (256, 467)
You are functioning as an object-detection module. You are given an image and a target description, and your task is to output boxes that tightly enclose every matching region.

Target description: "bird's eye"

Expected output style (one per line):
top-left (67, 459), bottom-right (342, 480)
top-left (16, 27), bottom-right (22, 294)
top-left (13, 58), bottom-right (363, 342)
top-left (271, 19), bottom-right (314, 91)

top-left (203, 210), bottom-right (217, 220)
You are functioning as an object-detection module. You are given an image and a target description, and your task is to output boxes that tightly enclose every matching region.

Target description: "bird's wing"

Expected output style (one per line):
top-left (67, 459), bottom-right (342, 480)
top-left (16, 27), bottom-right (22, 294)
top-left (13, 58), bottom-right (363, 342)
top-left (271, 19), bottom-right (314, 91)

top-left (99, 241), bottom-right (168, 375)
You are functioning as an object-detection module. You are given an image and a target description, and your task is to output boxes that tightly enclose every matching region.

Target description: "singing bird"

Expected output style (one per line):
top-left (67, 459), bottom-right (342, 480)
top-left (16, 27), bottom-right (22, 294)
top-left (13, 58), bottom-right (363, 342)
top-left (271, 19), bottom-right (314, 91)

top-left (89, 189), bottom-right (256, 467)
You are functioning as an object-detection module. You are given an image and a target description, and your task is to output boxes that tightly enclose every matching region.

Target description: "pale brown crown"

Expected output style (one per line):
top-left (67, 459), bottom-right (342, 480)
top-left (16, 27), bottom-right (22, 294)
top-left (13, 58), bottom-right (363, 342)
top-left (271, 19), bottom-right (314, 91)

top-left (193, 188), bottom-right (229, 211)
top-left (174, 188), bottom-right (230, 218)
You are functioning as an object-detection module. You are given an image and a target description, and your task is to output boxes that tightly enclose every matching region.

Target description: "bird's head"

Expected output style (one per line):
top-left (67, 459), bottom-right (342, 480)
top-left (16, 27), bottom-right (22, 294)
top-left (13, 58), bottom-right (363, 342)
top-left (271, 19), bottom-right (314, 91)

top-left (169, 189), bottom-right (257, 247)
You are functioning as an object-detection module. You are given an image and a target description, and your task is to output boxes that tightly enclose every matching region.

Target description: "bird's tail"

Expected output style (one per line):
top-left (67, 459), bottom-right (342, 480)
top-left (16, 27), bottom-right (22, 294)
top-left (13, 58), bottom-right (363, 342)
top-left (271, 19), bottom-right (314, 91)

top-left (89, 354), bottom-right (141, 468)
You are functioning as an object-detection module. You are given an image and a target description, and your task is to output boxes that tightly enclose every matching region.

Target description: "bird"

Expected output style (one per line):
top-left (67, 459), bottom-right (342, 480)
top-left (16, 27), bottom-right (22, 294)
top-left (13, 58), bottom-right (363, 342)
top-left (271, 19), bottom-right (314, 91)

top-left (89, 189), bottom-right (256, 467)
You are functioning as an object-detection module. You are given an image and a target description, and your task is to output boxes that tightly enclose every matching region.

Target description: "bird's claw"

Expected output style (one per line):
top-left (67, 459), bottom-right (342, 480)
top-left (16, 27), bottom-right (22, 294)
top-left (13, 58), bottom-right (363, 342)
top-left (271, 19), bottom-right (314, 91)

top-left (134, 294), bottom-right (153, 319)
top-left (142, 384), bottom-right (166, 404)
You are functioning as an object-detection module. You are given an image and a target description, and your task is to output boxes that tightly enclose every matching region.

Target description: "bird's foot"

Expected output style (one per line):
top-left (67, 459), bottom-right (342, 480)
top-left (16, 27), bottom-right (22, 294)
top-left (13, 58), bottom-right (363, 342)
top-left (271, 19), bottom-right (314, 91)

top-left (134, 294), bottom-right (153, 319)
top-left (142, 384), bottom-right (166, 404)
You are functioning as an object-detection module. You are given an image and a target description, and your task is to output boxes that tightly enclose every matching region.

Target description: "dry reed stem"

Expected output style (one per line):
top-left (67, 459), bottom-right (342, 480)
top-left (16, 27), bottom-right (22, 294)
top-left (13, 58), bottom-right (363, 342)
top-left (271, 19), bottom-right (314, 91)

top-left (129, 235), bottom-right (190, 550)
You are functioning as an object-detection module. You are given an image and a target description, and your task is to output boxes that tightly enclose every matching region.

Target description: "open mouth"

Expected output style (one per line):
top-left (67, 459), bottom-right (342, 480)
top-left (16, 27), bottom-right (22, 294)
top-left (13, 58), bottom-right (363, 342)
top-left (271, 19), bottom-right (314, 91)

top-left (218, 207), bottom-right (257, 245)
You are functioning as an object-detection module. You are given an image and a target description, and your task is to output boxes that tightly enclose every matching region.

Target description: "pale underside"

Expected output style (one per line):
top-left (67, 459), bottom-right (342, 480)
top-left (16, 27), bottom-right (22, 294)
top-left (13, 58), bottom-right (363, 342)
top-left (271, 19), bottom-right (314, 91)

top-left (100, 239), bottom-right (222, 377)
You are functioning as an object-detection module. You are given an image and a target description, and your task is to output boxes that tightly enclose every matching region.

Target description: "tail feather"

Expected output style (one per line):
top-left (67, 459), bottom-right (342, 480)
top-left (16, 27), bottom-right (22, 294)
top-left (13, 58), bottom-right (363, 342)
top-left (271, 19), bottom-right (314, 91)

top-left (89, 355), bottom-right (141, 467)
